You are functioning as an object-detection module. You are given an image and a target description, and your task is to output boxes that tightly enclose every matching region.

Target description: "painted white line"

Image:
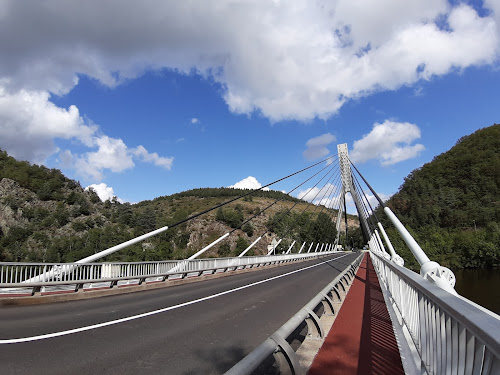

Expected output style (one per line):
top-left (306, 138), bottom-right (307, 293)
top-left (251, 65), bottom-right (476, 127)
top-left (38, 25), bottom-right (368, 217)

top-left (1, 253), bottom-right (350, 344)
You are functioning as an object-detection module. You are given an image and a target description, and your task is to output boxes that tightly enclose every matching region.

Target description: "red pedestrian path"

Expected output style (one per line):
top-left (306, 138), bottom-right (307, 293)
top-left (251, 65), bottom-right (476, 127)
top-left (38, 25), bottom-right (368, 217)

top-left (308, 253), bottom-right (405, 375)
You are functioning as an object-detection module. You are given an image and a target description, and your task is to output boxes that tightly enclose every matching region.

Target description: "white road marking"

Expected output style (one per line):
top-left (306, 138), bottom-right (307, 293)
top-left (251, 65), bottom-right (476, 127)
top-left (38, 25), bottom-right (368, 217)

top-left (0, 253), bottom-right (350, 344)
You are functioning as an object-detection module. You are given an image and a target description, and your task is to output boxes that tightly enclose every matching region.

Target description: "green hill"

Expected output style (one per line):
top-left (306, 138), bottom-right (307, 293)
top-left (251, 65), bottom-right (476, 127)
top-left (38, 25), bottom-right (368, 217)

top-left (0, 149), bottom-right (357, 263)
top-left (379, 124), bottom-right (500, 270)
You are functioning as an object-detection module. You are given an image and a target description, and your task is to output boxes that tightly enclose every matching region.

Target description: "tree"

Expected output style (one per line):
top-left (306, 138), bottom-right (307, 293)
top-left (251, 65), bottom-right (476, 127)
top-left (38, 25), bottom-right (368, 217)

top-left (242, 222), bottom-right (254, 237)
top-left (54, 202), bottom-right (69, 226)
top-left (235, 236), bottom-right (249, 255)
top-left (87, 187), bottom-right (101, 203)
top-left (215, 207), bottom-right (244, 228)
top-left (218, 242), bottom-right (231, 257)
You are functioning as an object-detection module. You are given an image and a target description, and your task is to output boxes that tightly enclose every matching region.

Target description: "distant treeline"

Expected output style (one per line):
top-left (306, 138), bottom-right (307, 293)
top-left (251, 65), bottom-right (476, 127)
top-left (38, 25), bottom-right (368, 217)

top-left (157, 187), bottom-right (301, 203)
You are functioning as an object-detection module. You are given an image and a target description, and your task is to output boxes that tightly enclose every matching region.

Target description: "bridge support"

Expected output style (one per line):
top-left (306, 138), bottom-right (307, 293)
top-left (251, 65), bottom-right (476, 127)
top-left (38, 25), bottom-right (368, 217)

top-left (377, 222), bottom-right (404, 266)
top-left (286, 241), bottom-right (296, 254)
top-left (298, 242), bottom-right (306, 254)
top-left (383, 207), bottom-right (456, 293)
top-left (307, 243), bottom-right (314, 253)
top-left (239, 236), bottom-right (262, 257)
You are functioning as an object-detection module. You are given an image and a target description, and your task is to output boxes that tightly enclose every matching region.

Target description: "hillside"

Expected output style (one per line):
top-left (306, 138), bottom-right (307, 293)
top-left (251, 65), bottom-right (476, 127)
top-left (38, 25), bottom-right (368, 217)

top-left (0, 149), bottom-right (358, 263)
top-left (379, 124), bottom-right (500, 270)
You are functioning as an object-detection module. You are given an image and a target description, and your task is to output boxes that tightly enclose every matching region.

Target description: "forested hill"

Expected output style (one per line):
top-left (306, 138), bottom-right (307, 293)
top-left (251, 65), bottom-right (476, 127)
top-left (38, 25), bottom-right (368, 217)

top-left (380, 124), bottom-right (500, 270)
top-left (0, 149), bottom-right (358, 263)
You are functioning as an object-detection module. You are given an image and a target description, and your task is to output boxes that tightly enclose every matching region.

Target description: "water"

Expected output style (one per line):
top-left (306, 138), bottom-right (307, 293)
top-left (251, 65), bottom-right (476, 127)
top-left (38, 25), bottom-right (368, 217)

top-left (454, 267), bottom-right (500, 315)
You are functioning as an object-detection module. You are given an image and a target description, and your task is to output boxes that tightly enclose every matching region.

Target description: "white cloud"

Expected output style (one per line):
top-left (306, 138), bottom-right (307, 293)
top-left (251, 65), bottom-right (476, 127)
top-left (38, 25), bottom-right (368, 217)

top-left (190, 118), bottom-right (200, 124)
top-left (350, 120), bottom-right (425, 166)
top-left (64, 137), bottom-right (173, 181)
top-left (297, 183), bottom-right (338, 205)
top-left (133, 145), bottom-right (174, 170)
top-left (303, 133), bottom-right (336, 161)
top-left (0, 89), bottom-right (173, 181)
top-left (0, 1), bottom-right (497, 122)
top-left (229, 176), bottom-right (270, 191)
top-left (85, 183), bottom-right (125, 203)
top-left (0, 88), bottom-right (96, 163)
top-left (88, 136), bottom-right (134, 173)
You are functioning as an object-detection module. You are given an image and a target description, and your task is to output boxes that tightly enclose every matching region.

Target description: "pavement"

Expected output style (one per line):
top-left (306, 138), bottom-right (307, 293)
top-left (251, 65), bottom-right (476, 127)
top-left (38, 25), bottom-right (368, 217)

top-left (308, 253), bottom-right (405, 375)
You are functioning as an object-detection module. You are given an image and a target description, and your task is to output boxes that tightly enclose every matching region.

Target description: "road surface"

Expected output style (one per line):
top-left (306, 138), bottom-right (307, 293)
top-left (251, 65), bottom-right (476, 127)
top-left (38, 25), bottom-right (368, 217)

top-left (0, 253), bottom-right (357, 374)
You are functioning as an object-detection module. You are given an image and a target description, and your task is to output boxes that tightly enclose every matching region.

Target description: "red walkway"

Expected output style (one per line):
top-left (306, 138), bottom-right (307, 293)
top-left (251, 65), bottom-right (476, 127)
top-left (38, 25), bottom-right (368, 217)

top-left (308, 253), bottom-right (405, 375)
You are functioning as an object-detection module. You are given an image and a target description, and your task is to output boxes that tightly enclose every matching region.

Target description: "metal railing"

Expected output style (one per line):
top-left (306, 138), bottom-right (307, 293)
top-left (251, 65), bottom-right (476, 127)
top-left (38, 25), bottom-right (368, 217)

top-left (225, 252), bottom-right (363, 375)
top-left (0, 251), bottom-right (338, 291)
top-left (370, 251), bottom-right (500, 375)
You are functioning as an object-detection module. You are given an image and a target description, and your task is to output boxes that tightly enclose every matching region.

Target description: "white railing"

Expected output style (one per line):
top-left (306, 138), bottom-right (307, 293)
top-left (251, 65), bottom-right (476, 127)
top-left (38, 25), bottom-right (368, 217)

top-left (370, 251), bottom-right (500, 375)
top-left (0, 251), bottom-right (338, 290)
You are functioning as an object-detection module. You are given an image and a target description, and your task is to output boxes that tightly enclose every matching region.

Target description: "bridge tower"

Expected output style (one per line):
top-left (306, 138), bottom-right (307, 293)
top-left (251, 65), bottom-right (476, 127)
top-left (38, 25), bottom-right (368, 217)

top-left (336, 143), bottom-right (456, 293)
top-left (336, 144), bottom-right (371, 247)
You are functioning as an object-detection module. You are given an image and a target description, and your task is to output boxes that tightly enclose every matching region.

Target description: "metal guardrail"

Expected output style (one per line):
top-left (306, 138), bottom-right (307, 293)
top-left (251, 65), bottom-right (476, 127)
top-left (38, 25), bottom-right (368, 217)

top-left (0, 251), bottom-right (338, 292)
top-left (225, 252), bottom-right (364, 375)
top-left (370, 252), bottom-right (500, 375)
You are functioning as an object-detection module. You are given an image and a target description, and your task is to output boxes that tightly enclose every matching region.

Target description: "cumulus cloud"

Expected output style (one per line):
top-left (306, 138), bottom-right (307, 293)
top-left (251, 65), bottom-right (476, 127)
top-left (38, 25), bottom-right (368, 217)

top-left (0, 88), bottom-right (173, 181)
top-left (133, 145), bottom-right (174, 170)
top-left (88, 136), bottom-right (134, 173)
top-left (61, 137), bottom-right (173, 181)
top-left (297, 183), bottom-right (338, 205)
top-left (85, 183), bottom-right (125, 203)
top-left (0, 88), bottom-right (96, 163)
top-left (0, 1), bottom-right (497, 122)
top-left (303, 133), bottom-right (336, 161)
top-left (190, 118), bottom-right (200, 124)
top-left (229, 176), bottom-right (270, 191)
top-left (350, 120), bottom-right (425, 166)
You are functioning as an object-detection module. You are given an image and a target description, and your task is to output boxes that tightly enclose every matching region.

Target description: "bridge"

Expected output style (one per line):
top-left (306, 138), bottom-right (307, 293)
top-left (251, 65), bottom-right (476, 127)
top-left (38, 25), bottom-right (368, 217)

top-left (0, 144), bottom-right (499, 374)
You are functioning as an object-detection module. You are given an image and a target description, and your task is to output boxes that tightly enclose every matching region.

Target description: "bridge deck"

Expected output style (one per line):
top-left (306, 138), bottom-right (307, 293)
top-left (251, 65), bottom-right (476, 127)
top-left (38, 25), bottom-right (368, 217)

top-left (309, 253), bottom-right (405, 375)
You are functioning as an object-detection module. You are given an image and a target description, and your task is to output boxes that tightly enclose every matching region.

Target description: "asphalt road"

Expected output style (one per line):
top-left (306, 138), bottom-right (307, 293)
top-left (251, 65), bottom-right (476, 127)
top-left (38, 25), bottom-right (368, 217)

top-left (0, 253), bottom-right (358, 375)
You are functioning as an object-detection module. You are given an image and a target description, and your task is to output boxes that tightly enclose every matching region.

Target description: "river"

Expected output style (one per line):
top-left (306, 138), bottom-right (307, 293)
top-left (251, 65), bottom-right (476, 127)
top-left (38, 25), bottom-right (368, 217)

top-left (454, 267), bottom-right (500, 315)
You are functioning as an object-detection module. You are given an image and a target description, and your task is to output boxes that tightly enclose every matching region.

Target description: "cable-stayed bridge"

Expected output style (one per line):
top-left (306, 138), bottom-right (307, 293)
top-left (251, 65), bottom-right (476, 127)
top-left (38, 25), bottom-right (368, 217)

top-left (0, 144), bottom-right (499, 375)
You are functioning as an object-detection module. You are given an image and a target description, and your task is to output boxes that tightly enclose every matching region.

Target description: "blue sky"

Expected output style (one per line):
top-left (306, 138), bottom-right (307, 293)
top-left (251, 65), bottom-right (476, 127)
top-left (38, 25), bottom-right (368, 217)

top-left (0, 0), bottom-right (499, 212)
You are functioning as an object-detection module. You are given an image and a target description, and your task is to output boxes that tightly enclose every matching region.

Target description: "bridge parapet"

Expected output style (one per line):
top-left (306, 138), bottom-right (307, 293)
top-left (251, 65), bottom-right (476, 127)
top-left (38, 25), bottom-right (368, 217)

top-left (371, 251), bottom-right (500, 375)
top-left (0, 251), bottom-right (338, 296)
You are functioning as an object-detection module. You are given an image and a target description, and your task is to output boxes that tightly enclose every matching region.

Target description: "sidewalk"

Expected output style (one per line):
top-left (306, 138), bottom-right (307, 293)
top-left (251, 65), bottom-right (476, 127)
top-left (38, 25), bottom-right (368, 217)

top-left (308, 253), bottom-right (405, 375)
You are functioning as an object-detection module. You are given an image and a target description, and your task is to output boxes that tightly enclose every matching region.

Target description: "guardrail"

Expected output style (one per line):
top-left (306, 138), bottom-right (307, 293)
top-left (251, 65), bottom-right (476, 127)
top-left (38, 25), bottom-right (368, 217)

top-left (225, 252), bottom-right (364, 375)
top-left (0, 251), bottom-right (338, 294)
top-left (370, 252), bottom-right (500, 375)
